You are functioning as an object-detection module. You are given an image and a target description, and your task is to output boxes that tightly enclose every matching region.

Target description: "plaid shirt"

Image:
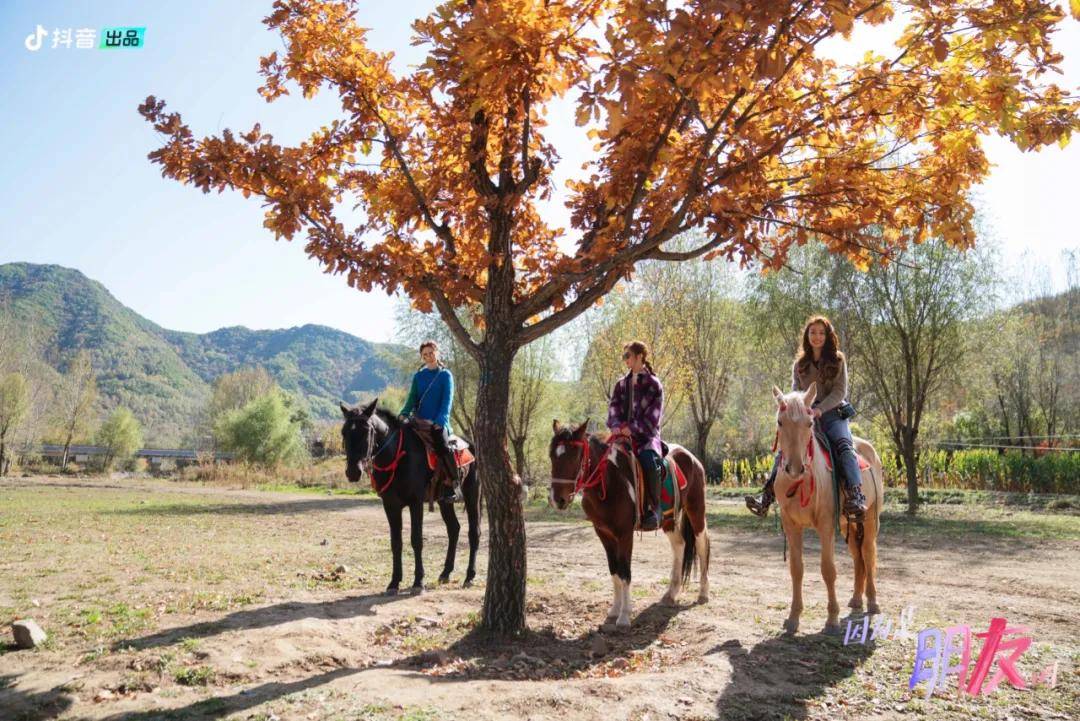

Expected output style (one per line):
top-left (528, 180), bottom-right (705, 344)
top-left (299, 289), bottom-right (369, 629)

top-left (607, 370), bottom-right (664, 455)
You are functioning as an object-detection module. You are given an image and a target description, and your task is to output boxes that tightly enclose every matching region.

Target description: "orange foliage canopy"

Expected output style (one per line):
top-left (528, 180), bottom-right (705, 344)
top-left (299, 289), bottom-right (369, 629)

top-left (140, 0), bottom-right (1079, 351)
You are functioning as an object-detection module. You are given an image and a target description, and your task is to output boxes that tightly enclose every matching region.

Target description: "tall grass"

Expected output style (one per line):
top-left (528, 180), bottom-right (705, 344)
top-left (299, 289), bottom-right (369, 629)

top-left (708, 449), bottom-right (1078, 494)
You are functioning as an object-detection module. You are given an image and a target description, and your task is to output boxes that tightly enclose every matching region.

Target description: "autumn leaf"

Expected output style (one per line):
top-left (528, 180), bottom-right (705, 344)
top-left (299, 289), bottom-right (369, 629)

top-left (932, 36), bottom-right (949, 63)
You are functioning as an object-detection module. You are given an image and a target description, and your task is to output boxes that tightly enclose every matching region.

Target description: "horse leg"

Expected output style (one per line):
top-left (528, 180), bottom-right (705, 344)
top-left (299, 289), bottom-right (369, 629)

top-left (384, 499), bottom-right (403, 595)
top-left (463, 471), bottom-right (480, 587)
top-left (694, 523), bottom-right (710, 603)
top-left (863, 514), bottom-right (881, 615)
top-left (597, 531), bottom-right (622, 625)
top-left (437, 498), bottom-right (460, 584)
top-left (615, 532), bottom-right (634, 628)
top-left (819, 522), bottom-right (841, 635)
top-left (408, 501), bottom-right (425, 593)
top-left (846, 520), bottom-right (866, 611)
top-left (661, 518), bottom-right (686, 606)
top-left (782, 516), bottom-right (804, 634)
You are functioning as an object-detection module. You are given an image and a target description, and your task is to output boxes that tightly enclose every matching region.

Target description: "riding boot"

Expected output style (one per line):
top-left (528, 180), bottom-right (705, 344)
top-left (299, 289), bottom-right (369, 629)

top-left (640, 456), bottom-right (662, 532)
top-left (432, 425), bottom-right (460, 502)
top-left (843, 484), bottom-right (868, 522)
top-left (745, 459), bottom-right (779, 517)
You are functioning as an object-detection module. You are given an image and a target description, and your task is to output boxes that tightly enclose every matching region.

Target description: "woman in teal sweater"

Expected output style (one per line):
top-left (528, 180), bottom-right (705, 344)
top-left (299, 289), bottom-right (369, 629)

top-left (399, 340), bottom-right (458, 498)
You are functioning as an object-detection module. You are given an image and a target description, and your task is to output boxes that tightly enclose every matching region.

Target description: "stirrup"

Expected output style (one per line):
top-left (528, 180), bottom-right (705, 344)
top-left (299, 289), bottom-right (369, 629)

top-left (843, 488), bottom-right (867, 522)
top-left (640, 508), bottom-right (660, 532)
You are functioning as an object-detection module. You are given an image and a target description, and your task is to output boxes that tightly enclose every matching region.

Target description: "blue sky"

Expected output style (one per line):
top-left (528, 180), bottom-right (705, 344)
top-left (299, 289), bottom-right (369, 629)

top-left (1, 2), bottom-right (1077, 343)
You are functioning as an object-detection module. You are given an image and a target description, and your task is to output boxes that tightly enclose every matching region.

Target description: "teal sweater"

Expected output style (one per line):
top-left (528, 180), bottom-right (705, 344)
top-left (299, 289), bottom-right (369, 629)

top-left (400, 366), bottom-right (454, 432)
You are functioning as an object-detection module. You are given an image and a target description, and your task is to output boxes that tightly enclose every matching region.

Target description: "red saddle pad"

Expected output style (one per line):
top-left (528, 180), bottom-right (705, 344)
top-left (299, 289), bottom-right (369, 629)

top-left (426, 447), bottom-right (475, 471)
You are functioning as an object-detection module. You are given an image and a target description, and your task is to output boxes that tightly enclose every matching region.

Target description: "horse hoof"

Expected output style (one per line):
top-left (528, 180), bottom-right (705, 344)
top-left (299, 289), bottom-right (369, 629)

top-left (408, 585), bottom-right (424, 596)
top-left (615, 619), bottom-right (631, 631)
top-left (782, 618), bottom-right (799, 635)
top-left (383, 586), bottom-right (400, 596)
top-left (661, 592), bottom-right (677, 607)
top-left (600, 622), bottom-right (618, 634)
top-left (848, 598), bottom-right (864, 611)
top-left (437, 575), bottom-right (451, 585)
top-left (696, 593), bottom-right (709, 604)
top-left (867, 601), bottom-right (881, 615)
top-left (462, 578), bottom-right (473, 588)
top-left (823, 622), bottom-right (843, 637)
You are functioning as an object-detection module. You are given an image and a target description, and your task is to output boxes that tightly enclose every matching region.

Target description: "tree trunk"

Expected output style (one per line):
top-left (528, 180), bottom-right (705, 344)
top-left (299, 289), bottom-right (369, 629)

top-left (474, 343), bottom-right (527, 637)
top-left (901, 427), bottom-right (919, 515)
top-left (62, 433), bottom-right (73, 470)
top-left (509, 436), bottom-right (527, 480)
top-left (0, 438), bottom-right (6, 477)
top-left (694, 420), bottom-right (713, 466)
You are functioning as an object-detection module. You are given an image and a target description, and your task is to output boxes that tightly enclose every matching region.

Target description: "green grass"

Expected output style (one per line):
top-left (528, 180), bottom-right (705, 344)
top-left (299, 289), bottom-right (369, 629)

top-left (172, 665), bottom-right (215, 687)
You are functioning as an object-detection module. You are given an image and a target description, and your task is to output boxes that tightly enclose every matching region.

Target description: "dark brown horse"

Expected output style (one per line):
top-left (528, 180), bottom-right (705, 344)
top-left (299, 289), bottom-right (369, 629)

top-left (341, 399), bottom-right (480, 594)
top-left (549, 420), bottom-right (710, 628)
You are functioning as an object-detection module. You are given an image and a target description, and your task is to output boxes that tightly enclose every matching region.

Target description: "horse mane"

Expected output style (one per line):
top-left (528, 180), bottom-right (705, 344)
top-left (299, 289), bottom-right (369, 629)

top-left (778, 390), bottom-right (813, 422)
top-left (370, 406), bottom-right (402, 431)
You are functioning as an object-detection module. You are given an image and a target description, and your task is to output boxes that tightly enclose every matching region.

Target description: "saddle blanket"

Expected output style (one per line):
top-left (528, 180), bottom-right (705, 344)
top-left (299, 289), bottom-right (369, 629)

top-left (810, 429), bottom-right (870, 472)
top-left (659, 457), bottom-right (688, 521)
top-left (425, 441), bottom-right (475, 471)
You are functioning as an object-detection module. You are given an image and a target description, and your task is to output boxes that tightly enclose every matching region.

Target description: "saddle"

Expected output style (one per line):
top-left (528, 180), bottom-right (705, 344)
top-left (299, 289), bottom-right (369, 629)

top-left (621, 440), bottom-right (686, 533)
top-left (811, 428), bottom-right (870, 476)
top-left (424, 438), bottom-right (475, 473)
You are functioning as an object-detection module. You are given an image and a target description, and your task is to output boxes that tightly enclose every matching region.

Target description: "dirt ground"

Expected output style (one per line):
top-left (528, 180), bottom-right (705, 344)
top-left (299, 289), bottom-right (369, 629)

top-left (1, 476), bottom-right (1077, 721)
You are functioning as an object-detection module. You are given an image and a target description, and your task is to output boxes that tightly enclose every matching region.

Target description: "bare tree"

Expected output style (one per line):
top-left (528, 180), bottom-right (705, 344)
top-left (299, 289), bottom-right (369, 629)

top-left (55, 350), bottom-right (98, 469)
top-left (836, 240), bottom-right (990, 514)
top-left (507, 339), bottom-right (554, 479)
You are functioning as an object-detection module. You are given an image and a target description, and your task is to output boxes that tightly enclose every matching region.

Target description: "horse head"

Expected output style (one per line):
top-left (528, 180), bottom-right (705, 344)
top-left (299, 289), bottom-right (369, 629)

top-left (773, 382), bottom-right (817, 479)
top-left (340, 398), bottom-right (380, 483)
top-left (548, 418), bottom-right (589, 510)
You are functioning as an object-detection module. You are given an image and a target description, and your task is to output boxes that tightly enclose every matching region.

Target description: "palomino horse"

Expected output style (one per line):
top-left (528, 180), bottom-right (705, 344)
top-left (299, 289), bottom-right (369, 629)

top-left (549, 420), bottom-right (710, 628)
top-left (771, 383), bottom-right (884, 635)
top-left (341, 399), bottom-right (481, 594)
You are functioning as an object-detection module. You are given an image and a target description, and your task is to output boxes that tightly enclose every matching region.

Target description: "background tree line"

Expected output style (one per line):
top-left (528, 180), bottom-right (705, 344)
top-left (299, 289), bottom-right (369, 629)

top-left (389, 232), bottom-right (1077, 513)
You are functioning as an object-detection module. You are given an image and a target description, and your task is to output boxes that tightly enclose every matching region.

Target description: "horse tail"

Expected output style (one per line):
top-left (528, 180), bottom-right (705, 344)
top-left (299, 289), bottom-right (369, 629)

top-left (680, 508), bottom-right (696, 584)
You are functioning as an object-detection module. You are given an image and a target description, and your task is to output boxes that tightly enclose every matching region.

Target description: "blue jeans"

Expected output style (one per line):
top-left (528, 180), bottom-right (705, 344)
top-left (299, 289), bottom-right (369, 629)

top-left (819, 409), bottom-right (863, 490)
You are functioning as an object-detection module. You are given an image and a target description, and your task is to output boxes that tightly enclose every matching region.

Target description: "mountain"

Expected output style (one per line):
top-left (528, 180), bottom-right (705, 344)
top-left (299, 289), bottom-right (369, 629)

top-left (0, 263), bottom-right (409, 444)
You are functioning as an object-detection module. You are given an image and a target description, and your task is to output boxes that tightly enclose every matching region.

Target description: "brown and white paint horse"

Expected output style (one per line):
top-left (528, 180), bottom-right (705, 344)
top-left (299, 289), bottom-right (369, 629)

top-left (772, 383), bottom-right (885, 635)
top-left (549, 420), bottom-right (710, 628)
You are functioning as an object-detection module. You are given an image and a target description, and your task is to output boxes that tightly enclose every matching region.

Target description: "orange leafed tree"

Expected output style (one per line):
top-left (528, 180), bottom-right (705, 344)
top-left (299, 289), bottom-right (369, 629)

top-left (141, 0), bottom-right (1079, 635)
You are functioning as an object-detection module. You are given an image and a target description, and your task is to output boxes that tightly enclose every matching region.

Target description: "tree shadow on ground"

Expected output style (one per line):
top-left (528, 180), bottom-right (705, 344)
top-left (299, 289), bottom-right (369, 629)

top-left (91, 667), bottom-right (361, 721)
top-left (110, 592), bottom-right (409, 652)
top-left (0, 673), bottom-right (74, 721)
top-left (90, 600), bottom-right (696, 720)
top-left (103, 496), bottom-right (380, 517)
top-left (405, 598), bottom-right (693, 682)
top-left (711, 627), bottom-right (877, 721)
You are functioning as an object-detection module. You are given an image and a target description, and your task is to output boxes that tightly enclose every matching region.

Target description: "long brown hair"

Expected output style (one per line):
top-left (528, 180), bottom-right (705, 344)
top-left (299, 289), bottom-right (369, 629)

top-left (795, 316), bottom-right (844, 383)
top-left (624, 340), bottom-right (655, 375)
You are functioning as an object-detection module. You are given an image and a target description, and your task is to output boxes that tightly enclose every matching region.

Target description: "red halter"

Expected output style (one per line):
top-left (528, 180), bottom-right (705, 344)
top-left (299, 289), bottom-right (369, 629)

top-left (369, 429), bottom-right (406, 495)
top-left (555, 436), bottom-right (635, 502)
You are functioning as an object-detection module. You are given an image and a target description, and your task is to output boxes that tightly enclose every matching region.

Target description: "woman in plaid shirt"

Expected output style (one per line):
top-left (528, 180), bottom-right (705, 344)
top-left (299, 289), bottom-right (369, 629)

top-left (607, 340), bottom-right (665, 531)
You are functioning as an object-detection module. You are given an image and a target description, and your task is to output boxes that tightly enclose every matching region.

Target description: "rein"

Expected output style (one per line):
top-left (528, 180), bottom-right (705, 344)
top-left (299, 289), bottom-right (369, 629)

top-left (776, 430), bottom-right (817, 509)
top-left (555, 436), bottom-right (636, 502)
top-left (363, 420), bottom-right (407, 495)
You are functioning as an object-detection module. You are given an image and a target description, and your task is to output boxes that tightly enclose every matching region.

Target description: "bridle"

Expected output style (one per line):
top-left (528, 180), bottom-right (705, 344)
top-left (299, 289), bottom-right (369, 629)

top-left (352, 415), bottom-right (405, 494)
top-left (552, 436), bottom-right (632, 502)
top-left (773, 409), bottom-right (818, 508)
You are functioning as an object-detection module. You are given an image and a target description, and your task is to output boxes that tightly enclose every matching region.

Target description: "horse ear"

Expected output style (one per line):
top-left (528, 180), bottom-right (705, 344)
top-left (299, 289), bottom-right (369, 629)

top-left (361, 397), bottom-right (378, 416)
top-left (574, 419), bottom-right (590, 437)
top-left (340, 402), bottom-right (353, 418)
top-left (803, 382), bottom-right (817, 408)
top-left (552, 419), bottom-right (563, 433)
top-left (772, 386), bottom-right (784, 403)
